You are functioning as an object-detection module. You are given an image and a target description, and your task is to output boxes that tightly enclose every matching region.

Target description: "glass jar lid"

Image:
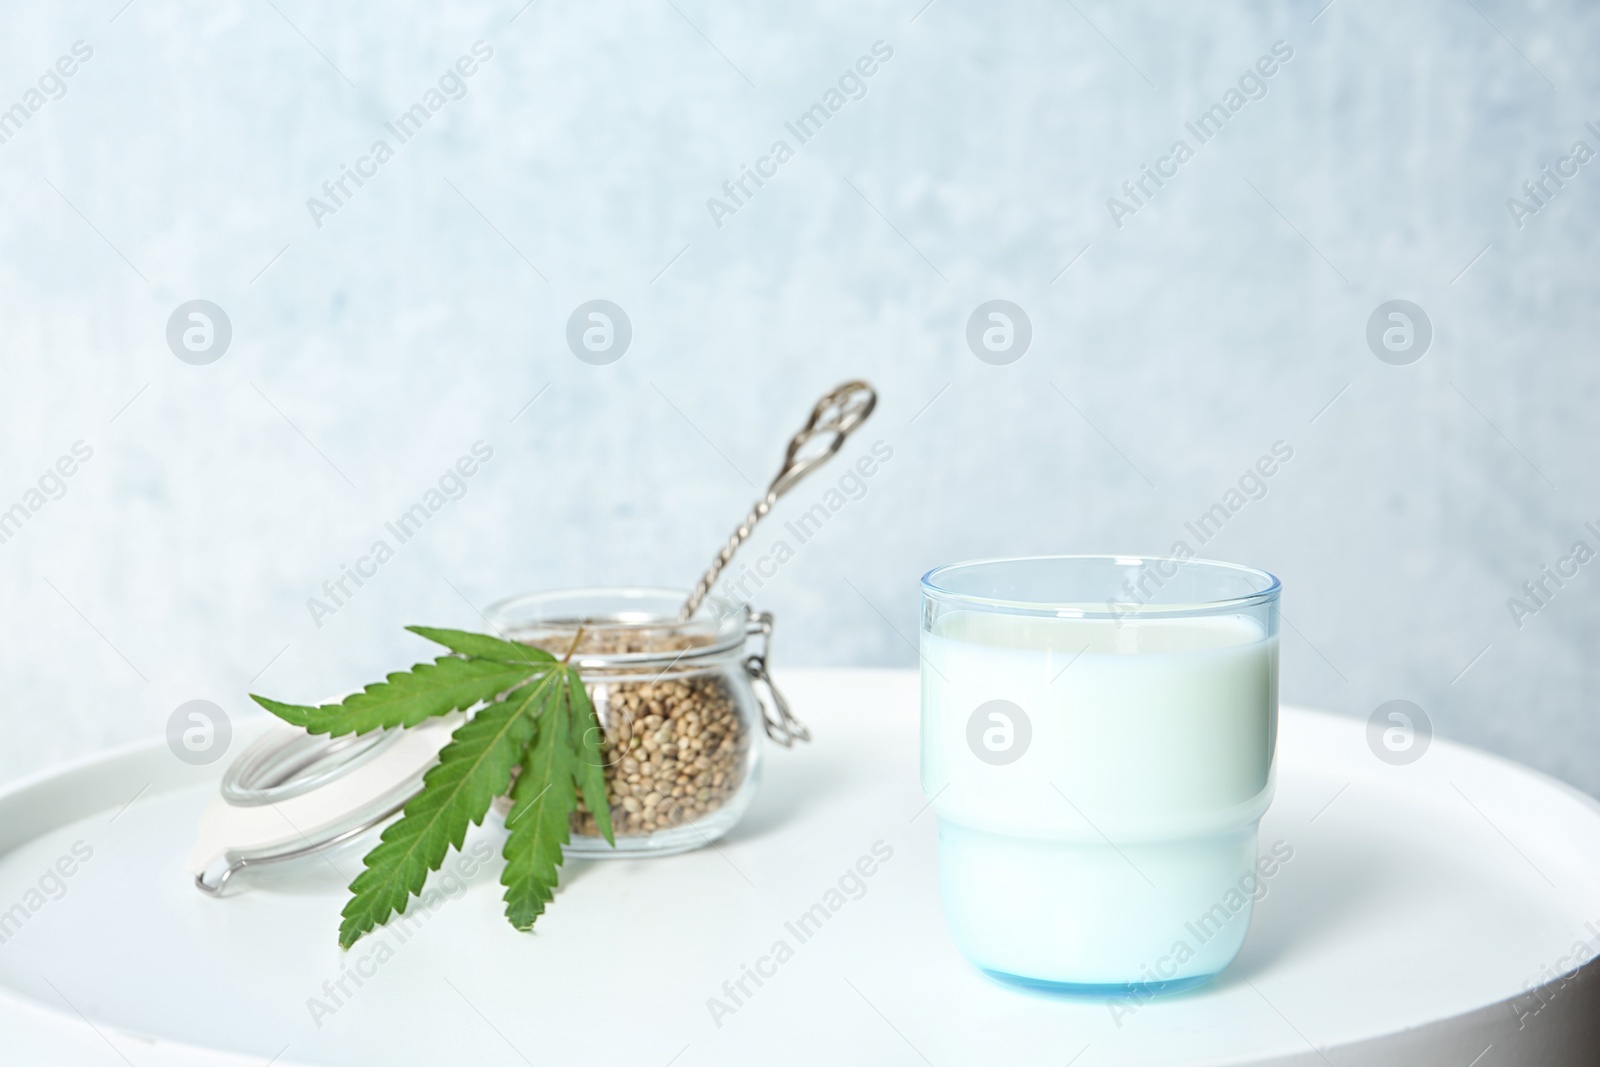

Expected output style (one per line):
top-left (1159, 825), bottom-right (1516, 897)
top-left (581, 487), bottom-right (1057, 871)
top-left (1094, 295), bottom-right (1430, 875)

top-left (187, 716), bottom-right (461, 895)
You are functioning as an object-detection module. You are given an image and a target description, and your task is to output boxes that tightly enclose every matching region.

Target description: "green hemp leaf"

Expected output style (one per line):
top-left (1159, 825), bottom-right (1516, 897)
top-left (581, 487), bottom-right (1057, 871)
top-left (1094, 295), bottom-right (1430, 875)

top-left (250, 627), bottom-right (612, 947)
top-left (500, 670), bottom-right (576, 930)
top-left (250, 655), bottom-right (536, 737)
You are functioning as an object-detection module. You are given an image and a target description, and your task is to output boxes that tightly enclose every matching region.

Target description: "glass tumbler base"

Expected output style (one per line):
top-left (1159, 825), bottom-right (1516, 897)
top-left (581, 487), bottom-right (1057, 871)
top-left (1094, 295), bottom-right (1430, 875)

top-left (938, 820), bottom-right (1260, 988)
top-left (981, 969), bottom-right (1218, 998)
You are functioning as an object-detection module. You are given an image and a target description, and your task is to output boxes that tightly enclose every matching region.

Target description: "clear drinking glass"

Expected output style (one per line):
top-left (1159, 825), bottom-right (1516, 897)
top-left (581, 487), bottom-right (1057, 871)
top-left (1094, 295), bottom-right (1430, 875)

top-left (920, 555), bottom-right (1280, 993)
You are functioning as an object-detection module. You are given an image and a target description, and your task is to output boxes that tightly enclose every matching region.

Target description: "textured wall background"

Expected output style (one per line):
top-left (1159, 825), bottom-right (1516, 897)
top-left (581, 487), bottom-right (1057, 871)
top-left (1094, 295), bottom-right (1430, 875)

top-left (1, 1), bottom-right (1596, 794)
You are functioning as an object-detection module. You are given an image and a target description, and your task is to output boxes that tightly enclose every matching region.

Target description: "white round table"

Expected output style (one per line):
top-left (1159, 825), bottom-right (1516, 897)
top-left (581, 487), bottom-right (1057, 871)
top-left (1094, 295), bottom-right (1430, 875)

top-left (1, 669), bottom-right (1597, 1065)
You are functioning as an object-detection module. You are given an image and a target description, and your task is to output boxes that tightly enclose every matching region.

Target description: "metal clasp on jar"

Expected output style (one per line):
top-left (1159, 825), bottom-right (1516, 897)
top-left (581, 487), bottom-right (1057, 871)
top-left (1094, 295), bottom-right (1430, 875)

top-left (743, 611), bottom-right (810, 746)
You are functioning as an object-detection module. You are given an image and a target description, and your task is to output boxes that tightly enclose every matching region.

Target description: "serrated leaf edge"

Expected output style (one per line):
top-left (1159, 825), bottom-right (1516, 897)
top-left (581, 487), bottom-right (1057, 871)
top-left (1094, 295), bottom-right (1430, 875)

top-left (251, 655), bottom-right (542, 737)
top-left (500, 671), bottom-right (576, 931)
top-left (335, 668), bottom-right (565, 947)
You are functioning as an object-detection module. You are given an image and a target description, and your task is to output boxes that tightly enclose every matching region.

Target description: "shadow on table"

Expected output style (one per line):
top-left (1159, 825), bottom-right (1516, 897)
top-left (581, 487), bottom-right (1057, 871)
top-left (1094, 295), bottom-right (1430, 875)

top-left (719, 742), bottom-right (858, 846)
top-left (1209, 826), bottom-right (1396, 990)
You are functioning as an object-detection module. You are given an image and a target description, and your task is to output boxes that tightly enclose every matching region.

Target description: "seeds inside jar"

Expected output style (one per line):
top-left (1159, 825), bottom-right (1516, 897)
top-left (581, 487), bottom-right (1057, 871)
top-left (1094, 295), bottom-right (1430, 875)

top-left (497, 625), bottom-right (750, 838)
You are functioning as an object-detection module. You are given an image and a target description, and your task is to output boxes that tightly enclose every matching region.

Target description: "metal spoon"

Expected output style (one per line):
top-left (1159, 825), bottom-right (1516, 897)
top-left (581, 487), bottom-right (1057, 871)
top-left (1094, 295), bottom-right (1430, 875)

top-left (680, 380), bottom-right (878, 620)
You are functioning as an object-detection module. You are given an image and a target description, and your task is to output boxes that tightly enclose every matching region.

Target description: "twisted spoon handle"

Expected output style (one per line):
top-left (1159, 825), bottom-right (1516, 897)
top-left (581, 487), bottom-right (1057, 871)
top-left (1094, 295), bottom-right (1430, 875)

top-left (680, 380), bottom-right (877, 619)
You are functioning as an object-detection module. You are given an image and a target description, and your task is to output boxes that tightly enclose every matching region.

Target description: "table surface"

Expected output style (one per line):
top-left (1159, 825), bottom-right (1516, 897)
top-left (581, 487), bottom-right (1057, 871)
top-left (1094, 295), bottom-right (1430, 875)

top-left (1, 668), bottom-right (1598, 1067)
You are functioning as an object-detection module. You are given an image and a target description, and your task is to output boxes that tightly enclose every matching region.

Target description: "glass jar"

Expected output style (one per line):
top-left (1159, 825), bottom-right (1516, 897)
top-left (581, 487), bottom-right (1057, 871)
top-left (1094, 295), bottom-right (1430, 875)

top-left (485, 587), bottom-right (804, 857)
top-left (190, 588), bottom-right (802, 896)
top-left (920, 555), bottom-right (1279, 993)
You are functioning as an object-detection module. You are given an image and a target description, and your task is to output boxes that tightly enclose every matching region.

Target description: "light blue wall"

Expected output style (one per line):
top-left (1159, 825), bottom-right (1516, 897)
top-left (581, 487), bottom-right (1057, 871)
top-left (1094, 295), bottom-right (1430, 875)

top-left (2, 1), bottom-right (1597, 792)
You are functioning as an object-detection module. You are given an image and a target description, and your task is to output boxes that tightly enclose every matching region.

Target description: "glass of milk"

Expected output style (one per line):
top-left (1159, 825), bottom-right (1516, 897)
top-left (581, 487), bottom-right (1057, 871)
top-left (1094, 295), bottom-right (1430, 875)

top-left (920, 555), bottom-right (1280, 993)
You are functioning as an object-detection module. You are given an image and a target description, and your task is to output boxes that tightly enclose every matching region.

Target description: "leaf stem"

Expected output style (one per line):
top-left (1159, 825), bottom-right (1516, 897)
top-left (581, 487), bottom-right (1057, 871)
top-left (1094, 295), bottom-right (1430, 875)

top-left (561, 626), bottom-right (585, 664)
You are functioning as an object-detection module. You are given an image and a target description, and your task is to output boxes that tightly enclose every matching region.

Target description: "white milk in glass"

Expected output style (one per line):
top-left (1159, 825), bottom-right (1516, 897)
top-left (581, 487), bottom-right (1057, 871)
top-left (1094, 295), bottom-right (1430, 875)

top-left (921, 609), bottom-right (1277, 989)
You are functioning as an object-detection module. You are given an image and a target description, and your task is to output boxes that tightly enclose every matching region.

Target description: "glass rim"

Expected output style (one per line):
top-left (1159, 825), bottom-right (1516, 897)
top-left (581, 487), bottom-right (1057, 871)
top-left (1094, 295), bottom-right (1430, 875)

top-left (482, 586), bottom-right (751, 666)
top-left (221, 727), bottom-right (402, 807)
top-left (920, 554), bottom-right (1281, 618)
